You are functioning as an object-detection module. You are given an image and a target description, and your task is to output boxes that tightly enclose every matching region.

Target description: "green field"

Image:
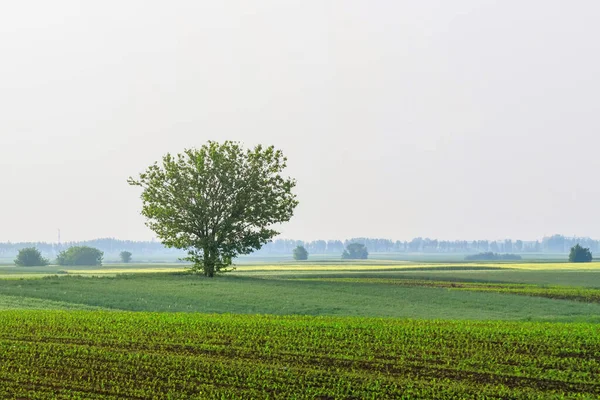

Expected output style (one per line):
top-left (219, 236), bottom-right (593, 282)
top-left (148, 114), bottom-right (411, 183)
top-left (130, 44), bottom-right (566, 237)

top-left (1, 261), bottom-right (600, 398)
top-left (1, 311), bottom-right (599, 399)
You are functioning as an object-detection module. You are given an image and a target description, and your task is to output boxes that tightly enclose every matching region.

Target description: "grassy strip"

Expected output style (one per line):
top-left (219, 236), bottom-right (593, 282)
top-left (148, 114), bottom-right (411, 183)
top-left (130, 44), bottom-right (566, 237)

top-left (0, 294), bottom-right (106, 311)
top-left (0, 311), bottom-right (599, 399)
top-left (3, 274), bottom-right (600, 321)
top-left (295, 277), bottom-right (600, 303)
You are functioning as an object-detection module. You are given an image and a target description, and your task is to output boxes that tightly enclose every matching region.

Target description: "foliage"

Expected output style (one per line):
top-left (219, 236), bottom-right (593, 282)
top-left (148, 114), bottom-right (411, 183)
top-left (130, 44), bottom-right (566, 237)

top-left (292, 246), bottom-right (308, 261)
top-left (0, 311), bottom-right (599, 398)
top-left (569, 244), bottom-right (593, 263)
top-left (56, 246), bottom-right (103, 266)
top-left (128, 141), bottom-right (298, 277)
top-left (14, 247), bottom-right (48, 267)
top-left (342, 243), bottom-right (368, 260)
top-left (464, 252), bottom-right (522, 261)
top-left (120, 251), bottom-right (132, 263)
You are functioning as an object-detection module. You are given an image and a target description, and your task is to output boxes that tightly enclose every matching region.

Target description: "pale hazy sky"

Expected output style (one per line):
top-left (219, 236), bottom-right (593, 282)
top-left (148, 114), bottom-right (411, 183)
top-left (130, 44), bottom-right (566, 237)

top-left (1, 1), bottom-right (600, 243)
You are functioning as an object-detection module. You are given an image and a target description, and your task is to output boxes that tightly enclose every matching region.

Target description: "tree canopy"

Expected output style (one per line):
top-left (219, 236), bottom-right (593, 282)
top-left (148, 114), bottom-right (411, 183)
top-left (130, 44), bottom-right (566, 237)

top-left (342, 243), bottom-right (369, 260)
top-left (569, 244), bottom-right (593, 263)
top-left (120, 251), bottom-right (132, 263)
top-left (293, 246), bottom-right (308, 261)
top-left (128, 141), bottom-right (298, 277)
top-left (56, 246), bottom-right (104, 266)
top-left (14, 247), bottom-right (49, 267)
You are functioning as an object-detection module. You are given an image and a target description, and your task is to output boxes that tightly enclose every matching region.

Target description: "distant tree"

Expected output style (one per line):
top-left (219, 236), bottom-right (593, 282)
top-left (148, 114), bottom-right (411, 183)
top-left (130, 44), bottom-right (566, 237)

top-left (490, 241), bottom-right (499, 253)
top-left (56, 246), bottom-right (103, 266)
top-left (514, 240), bottom-right (523, 253)
top-left (569, 244), bottom-right (592, 263)
top-left (128, 141), bottom-right (298, 277)
top-left (120, 251), bottom-right (133, 263)
top-left (342, 243), bottom-right (368, 260)
top-left (308, 240), bottom-right (326, 254)
top-left (326, 240), bottom-right (345, 253)
top-left (14, 247), bottom-right (49, 267)
top-left (292, 246), bottom-right (308, 261)
top-left (544, 234), bottom-right (567, 253)
top-left (408, 238), bottom-right (423, 252)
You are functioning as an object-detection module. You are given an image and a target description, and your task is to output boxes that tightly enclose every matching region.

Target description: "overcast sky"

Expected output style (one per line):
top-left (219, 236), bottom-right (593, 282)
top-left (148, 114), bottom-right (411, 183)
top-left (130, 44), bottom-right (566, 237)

top-left (1, 1), bottom-right (599, 243)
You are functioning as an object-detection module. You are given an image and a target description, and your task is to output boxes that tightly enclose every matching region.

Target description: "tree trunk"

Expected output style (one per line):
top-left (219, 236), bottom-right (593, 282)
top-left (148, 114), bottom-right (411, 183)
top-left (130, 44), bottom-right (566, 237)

top-left (203, 247), bottom-right (215, 277)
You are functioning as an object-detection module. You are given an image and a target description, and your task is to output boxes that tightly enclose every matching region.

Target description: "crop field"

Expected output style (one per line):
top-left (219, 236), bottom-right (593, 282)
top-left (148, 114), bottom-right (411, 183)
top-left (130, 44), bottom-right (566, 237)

top-left (1, 311), bottom-right (599, 399)
top-left (1, 260), bottom-right (599, 279)
top-left (2, 272), bottom-right (600, 321)
top-left (292, 277), bottom-right (600, 303)
top-left (0, 262), bottom-right (599, 398)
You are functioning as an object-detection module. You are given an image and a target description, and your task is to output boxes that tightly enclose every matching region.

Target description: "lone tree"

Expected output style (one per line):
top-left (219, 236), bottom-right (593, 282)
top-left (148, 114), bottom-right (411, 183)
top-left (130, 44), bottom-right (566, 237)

top-left (14, 247), bottom-right (49, 267)
top-left (342, 243), bottom-right (369, 260)
top-left (120, 251), bottom-right (133, 263)
top-left (56, 246), bottom-right (104, 266)
top-left (128, 141), bottom-right (298, 277)
top-left (293, 245), bottom-right (309, 261)
top-left (569, 244), bottom-right (593, 263)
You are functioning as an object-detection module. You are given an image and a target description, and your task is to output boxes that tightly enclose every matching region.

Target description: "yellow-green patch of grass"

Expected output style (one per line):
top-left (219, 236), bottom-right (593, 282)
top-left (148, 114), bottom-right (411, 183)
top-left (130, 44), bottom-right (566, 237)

top-left (485, 262), bottom-right (600, 270)
top-left (234, 263), bottom-right (485, 272)
top-left (235, 262), bottom-right (600, 272)
top-left (66, 267), bottom-right (187, 275)
top-left (0, 294), bottom-right (106, 310)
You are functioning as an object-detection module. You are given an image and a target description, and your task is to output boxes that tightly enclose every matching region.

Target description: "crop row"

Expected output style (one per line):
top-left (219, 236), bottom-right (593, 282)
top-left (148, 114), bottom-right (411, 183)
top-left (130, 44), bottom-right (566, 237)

top-left (0, 311), bottom-right (599, 398)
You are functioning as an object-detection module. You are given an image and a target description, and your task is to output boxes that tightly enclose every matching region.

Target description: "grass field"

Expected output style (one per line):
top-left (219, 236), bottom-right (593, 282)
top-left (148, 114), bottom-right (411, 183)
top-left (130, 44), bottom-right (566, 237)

top-left (1, 272), bottom-right (600, 321)
top-left (1, 261), bottom-right (599, 398)
top-left (0, 294), bottom-right (105, 311)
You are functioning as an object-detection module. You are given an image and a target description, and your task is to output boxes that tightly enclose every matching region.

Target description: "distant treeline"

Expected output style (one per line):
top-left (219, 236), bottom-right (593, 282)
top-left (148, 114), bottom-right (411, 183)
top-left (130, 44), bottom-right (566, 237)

top-left (464, 252), bottom-right (522, 261)
top-left (255, 235), bottom-right (599, 255)
top-left (0, 234), bottom-right (595, 258)
top-left (0, 239), bottom-right (184, 259)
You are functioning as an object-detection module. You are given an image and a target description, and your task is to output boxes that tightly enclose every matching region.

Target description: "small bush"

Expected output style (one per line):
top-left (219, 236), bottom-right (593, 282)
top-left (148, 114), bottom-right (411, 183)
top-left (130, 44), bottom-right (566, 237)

top-left (14, 248), bottom-right (49, 267)
top-left (120, 251), bottom-right (133, 263)
top-left (569, 244), bottom-right (592, 263)
top-left (342, 243), bottom-right (369, 260)
top-left (293, 246), bottom-right (308, 261)
top-left (56, 246), bottom-right (103, 266)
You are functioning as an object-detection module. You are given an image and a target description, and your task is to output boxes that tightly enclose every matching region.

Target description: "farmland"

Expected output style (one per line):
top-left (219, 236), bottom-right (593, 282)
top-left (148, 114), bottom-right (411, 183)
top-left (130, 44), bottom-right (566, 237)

top-left (1, 261), bottom-right (600, 398)
top-left (2, 269), bottom-right (600, 321)
top-left (1, 311), bottom-right (599, 399)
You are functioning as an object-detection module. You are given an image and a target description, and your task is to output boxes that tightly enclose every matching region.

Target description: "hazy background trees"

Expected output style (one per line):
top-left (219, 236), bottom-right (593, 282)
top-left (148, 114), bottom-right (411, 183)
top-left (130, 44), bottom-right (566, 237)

top-left (464, 252), bottom-right (522, 261)
top-left (1, 235), bottom-right (599, 261)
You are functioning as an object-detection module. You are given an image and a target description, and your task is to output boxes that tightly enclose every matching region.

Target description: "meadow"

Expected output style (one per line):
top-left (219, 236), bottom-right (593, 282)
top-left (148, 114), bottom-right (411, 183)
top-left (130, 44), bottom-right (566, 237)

top-left (1, 259), bottom-right (600, 398)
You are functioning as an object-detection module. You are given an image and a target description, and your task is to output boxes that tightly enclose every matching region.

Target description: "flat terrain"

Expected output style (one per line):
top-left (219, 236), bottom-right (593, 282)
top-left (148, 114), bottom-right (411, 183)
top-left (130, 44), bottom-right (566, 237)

top-left (1, 311), bottom-right (598, 399)
top-left (0, 270), bottom-right (599, 321)
top-left (1, 260), bottom-right (599, 398)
